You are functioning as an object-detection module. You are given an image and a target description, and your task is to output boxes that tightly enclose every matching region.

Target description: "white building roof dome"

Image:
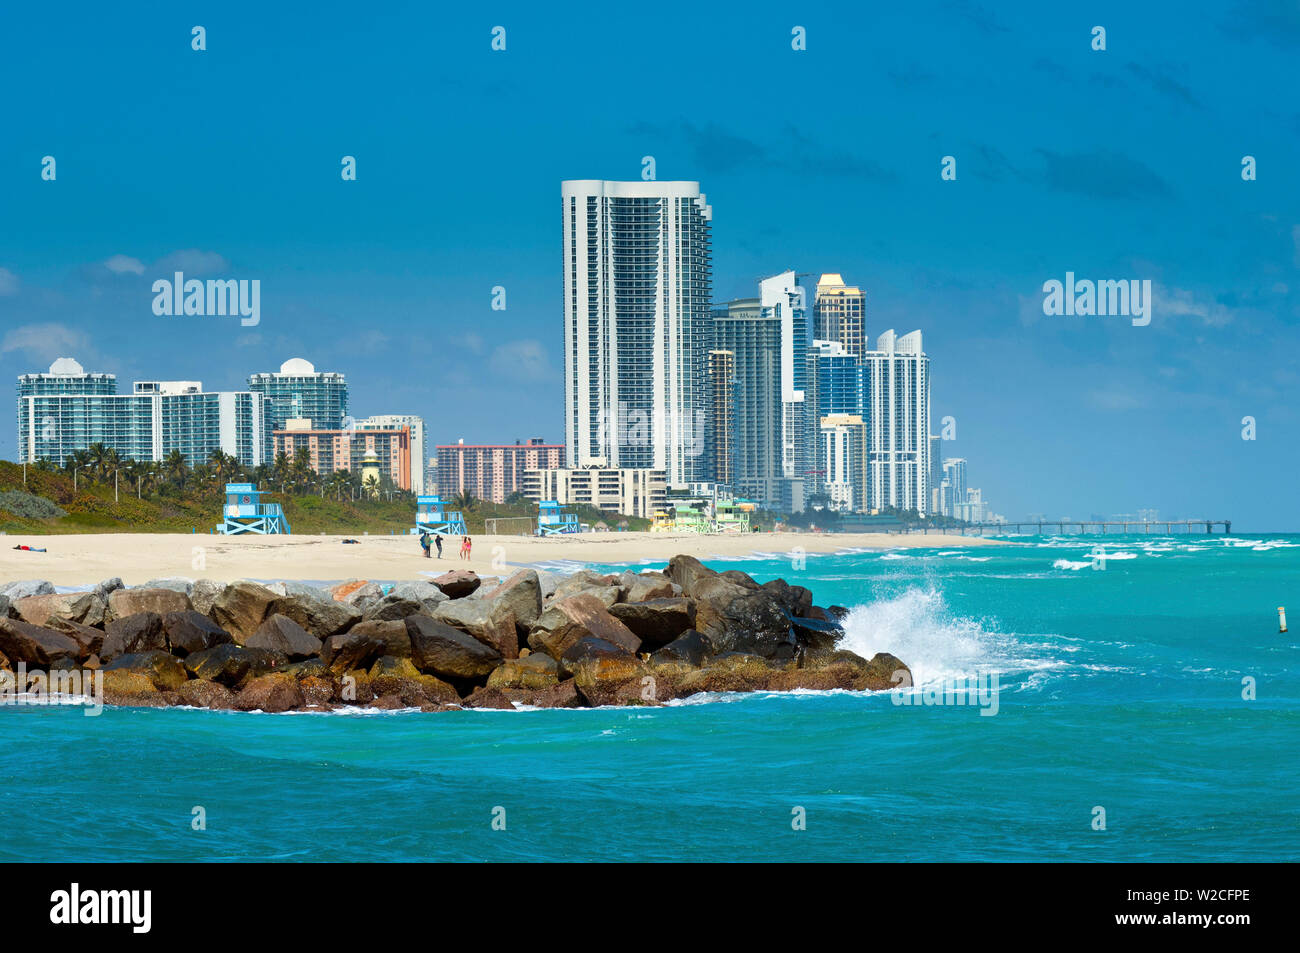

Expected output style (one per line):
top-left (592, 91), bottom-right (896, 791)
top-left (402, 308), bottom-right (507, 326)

top-left (279, 358), bottom-right (316, 375)
top-left (49, 357), bottom-right (85, 375)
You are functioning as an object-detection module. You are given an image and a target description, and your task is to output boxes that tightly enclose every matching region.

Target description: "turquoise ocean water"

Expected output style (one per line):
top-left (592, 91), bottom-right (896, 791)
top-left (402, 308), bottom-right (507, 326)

top-left (2, 534), bottom-right (1297, 862)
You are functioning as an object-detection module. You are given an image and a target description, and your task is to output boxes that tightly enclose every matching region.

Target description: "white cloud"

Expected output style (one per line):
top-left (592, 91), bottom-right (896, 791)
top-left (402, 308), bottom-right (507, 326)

top-left (104, 254), bottom-right (145, 275)
top-left (1, 322), bottom-right (91, 362)
top-left (0, 266), bottom-right (17, 295)
top-left (1155, 284), bottom-right (1234, 327)
top-left (489, 339), bottom-right (553, 380)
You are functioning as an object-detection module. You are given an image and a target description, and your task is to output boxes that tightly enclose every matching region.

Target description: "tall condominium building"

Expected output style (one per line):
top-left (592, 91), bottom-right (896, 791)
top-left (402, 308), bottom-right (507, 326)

top-left (707, 349), bottom-right (735, 488)
top-left (561, 179), bottom-right (713, 486)
top-left (436, 438), bottom-right (565, 504)
top-left (940, 457), bottom-right (968, 518)
top-left (17, 358), bottom-right (266, 467)
top-left (272, 420), bottom-right (411, 490)
top-left (819, 413), bottom-right (868, 512)
top-left (861, 330), bottom-right (931, 515)
top-left (355, 414), bottom-right (427, 494)
top-left (712, 270), bottom-right (811, 512)
top-left (814, 273), bottom-right (866, 359)
top-left (929, 435), bottom-right (943, 516)
top-left (524, 465), bottom-right (667, 520)
top-left (248, 358), bottom-right (347, 460)
top-left (809, 339), bottom-right (863, 418)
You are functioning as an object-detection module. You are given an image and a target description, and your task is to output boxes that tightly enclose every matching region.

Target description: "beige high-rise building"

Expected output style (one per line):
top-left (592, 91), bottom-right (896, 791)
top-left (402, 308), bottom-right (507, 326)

top-left (814, 274), bottom-right (866, 359)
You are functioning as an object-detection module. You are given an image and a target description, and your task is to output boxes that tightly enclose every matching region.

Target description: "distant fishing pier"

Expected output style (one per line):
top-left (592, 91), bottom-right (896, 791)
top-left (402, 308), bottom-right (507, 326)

top-left (911, 520), bottom-right (1232, 536)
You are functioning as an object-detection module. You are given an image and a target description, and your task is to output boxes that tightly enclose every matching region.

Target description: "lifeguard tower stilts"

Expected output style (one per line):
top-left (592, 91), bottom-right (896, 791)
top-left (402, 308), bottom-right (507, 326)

top-left (415, 495), bottom-right (467, 536)
top-left (537, 500), bottom-right (580, 536)
top-left (216, 482), bottom-right (290, 535)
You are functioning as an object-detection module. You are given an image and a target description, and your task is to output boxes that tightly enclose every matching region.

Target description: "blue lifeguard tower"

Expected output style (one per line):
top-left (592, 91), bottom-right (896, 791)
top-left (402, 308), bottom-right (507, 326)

top-left (215, 482), bottom-right (290, 535)
top-left (415, 495), bottom-right (467, 536)
top-left (537, 500), bottom-right (580, 536)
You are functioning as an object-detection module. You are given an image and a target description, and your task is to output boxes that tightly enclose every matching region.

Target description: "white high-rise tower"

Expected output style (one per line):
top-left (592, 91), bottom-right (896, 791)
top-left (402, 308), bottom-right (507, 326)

top-left (561, 180), bottom-right (713, 486)
top-left (862, 329), bottom-right (931, 514)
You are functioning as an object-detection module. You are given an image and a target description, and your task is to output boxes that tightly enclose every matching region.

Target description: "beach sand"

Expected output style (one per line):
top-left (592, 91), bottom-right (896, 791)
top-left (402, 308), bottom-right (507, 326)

top-left (0, 530), bottom-right (1006, 587)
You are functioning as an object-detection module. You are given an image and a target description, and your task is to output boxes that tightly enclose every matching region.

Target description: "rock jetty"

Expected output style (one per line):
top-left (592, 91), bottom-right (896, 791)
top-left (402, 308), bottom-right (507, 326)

top-left (0, 556), bottom-right (909, 712)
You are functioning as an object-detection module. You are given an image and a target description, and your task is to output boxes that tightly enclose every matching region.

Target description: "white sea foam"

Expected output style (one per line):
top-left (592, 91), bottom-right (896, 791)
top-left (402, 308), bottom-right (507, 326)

top-left (837, 586), bottom-right (1063, 688)
top-left (1052, 559), bottom-right (1092, 571)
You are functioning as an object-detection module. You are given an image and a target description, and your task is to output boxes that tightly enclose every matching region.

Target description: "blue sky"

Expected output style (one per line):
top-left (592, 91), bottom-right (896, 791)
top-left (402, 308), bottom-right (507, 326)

top-left (2, 1), bottom-right (1297, 529)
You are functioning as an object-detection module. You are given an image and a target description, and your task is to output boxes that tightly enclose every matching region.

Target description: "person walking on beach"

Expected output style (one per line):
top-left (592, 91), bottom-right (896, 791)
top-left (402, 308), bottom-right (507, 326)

top-left (419, 531), bottom-right (431, 558)
top-left (434, 533), bottom-right (443, 558)
top-left (460, 536), bottom-right (472, 561)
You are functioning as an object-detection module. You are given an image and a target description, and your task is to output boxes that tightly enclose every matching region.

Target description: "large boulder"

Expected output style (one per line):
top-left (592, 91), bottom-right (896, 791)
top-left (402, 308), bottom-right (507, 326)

top-left (141, 577), bottom-right (194, 596)
top-left (101, 670), bottom-right (163, 706)
top-left (184, 643), bottom-right (258, 687)
top-left (320, 631), bottom-right (385, 675)
top-left (608, 597), bottom-right (695, 647)
top-left (100, 612), bottom-right (166, 661)
top-left (0, 595), bottom-right (11, 621)
top-left (93, 577), bottom-right (124, 602)
top-left (105, 650), bottom-right (188, 691)
top-left (46, 618), bottom-right (106, 658)
top-left (788, 614), bottom-right (843, 656)
top-left (107, 587), bottom-right (192, 620)
top-left (433, 599), bottom-right (519, 659)
top-left (550, 569), bottom-right (621, 602)
top-left (268, 582), bottom-right (362, 637)
top-left (405, 615), bottom-right (501, 680)
top-left (479, 569), bottom-right (542, 633)
top-left (13, 591), bottom-right (106, 628)
top-left (362, 581), bottom-right (447, 622)
top-left (0, 618), bottom-right (83, 666)
top-left (674, 653), bottom-right (781, 696)
top-left (430, 570), bottom-right (480, 599)
top-left (161, 610), bottom-right (233, 656)
top-left (619, 570), bottom-right (677, 603)
top-left (558, 636), bottom-right (635, 680)
top-left (328, 580), bottom-right (385, 613)
top-left (176, 679), bottom-right (237, 710)
top-left (190, 579), bottom-right (224, 616)
top-left (208, 581), bottom-right (280, 644)
top-left (348, 619), bottom-right (411, 658)
top-left (0, 580), bottom-right (56, 601)
top-left (664, 558), bottom-right (796, 659)
top-left (720, 569), bottom-right (762, 590)
top-left (570, 648), bottom-right (652, 707)
top-left (487, 653), bottom-right (560, 691)
top-left (367, 656), bottom-right (459, 705)
top-left (649, 629), bottom-right (713, 668)
top-left (527, 593), bottom-right (641, 659)
top-left (235, 673), bottom-right (304, 713)
top-left (245, 614), bottom-right (323, 660)
top-left (762, 578), bottom-right (814, 616)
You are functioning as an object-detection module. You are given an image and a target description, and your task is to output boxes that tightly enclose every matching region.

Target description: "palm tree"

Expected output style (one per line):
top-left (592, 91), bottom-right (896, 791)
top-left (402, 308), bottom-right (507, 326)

top-left (452, 490), bottom-right (476, 513)
top-left (163, 450), bottom-right (188, 488)
top-left (291, 448), bottom-right (313, 491)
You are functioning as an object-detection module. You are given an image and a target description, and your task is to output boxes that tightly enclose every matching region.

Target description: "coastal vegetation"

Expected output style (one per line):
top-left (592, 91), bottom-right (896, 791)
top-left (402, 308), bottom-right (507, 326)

top-left (0, 457), bottom-right (645, 536)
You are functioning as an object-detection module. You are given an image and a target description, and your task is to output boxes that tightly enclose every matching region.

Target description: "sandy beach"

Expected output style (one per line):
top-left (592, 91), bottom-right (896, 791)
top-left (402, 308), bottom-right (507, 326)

top-left (0, 530), bottom-right (1006, 587)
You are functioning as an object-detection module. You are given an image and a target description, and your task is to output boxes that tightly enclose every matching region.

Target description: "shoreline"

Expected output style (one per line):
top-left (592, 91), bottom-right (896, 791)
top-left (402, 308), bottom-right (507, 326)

top-left (0, 531), bottom-right (1009, 587)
